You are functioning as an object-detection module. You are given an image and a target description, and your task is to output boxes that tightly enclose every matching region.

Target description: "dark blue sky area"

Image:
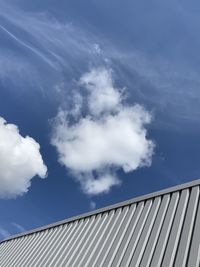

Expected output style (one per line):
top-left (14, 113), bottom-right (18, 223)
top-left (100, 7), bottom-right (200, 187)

top-left (0, 0), bottom-right (200, 239)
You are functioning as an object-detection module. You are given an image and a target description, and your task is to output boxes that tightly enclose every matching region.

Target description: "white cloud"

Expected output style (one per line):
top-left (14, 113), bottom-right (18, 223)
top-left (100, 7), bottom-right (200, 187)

top-left (76, 172), bottom-right (121, 196)
top-left (83, 173), bottom-right (121, 195)
top-left (52, 107), bottom-right (153, 173)
top-left (80, 68), bottom-right (122, 116)
top-left (51, 68), bottom-right (154, 195)
top-left (0, 117), bottom-right (47, 198)
top-left (71, 92), bottom-right (83, 118)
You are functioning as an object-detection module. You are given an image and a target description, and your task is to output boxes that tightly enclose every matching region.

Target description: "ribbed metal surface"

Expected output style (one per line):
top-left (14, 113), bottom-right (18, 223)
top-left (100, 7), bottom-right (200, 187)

top-left (1, 181), bottom-right (200, 267)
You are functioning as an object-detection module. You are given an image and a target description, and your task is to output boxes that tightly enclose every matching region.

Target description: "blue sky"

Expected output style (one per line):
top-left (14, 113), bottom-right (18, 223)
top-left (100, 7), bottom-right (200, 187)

top-left (0, 0), bottom-right (200, 240)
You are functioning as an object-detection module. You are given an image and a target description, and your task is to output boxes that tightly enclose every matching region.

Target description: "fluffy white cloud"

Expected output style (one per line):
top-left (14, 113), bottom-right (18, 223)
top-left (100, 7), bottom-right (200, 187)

top-left (81, 173), bottom-right (121, 195)
top-left (0, 117), bottom-right (47, 198)
top-left (52, 107), bottom-right (153, 172)
top-left (80, 68), bottom-right (122, 116)
top-left (51, 68), bottom-right (154, 195)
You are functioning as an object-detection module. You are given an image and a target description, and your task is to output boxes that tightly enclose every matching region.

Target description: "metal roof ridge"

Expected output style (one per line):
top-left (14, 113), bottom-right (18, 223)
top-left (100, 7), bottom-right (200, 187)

top-left (2, 178), bottom-right (200, 243)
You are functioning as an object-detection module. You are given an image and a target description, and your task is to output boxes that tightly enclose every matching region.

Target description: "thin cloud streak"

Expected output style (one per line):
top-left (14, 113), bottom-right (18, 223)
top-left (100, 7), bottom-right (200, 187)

top-left (0, 1), bottom-right (102, 69)
top-left (11, 222), bottom-right (26, 233)
top-left (0, 24), bottom-right (58, 70)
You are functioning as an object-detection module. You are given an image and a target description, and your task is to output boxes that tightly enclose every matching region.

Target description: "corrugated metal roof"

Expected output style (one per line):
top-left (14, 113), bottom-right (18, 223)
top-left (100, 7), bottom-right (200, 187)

top-left (1, 179), bottom-right (200, 267)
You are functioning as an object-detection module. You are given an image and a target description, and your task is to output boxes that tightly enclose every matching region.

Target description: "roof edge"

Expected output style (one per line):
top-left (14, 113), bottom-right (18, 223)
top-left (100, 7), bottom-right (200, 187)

top-left (2, 178), bottom-right (200, 243)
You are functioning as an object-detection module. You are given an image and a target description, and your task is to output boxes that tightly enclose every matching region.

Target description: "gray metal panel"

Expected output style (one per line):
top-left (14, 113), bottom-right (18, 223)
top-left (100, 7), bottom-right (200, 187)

top-left (31, 224), bottom-right (64, 266)
top-left (1, 180), bottom-right (200, 267)
top-left (56, 218), bottom-right (93, 266)
top-left (96, 205), bottom-right (135, 267)
top-left (187, 189), bottom-right (200, 267)
top-left (161, 189), bottom-right (189, 267)
top-left (20, 229), bottom-right (53, 267)
top-left (150, 191), bottom-right (180, 267)
top-left (139, 194), bottom-right (170, 267)
top-left (51, 218), bottom-right (92, 266)
top-left (3, 178), bottom-right (200, 243)
top-left (80, 210), bottom-right (115, 267)
top-left (75, 213), bottom-right (110, 267)
top-left (69, 213), bottom-right (108, 267)
top-left (110, 201), bottom-right (144, 267)
top-left (175, 186), bottom-right (199, 267)
top-left (85, 208), bottom-right (122, 267)
top-left (43, 221), bottom-right (79, 266)
top-left (129, 197), bottom-right (161, 267)
top-left (119, 200), bottom-right (152, 267)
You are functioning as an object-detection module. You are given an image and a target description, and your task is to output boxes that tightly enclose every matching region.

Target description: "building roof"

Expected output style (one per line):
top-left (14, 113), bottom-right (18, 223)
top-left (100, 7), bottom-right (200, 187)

top-left (1, 179), bottom-right (200, 267)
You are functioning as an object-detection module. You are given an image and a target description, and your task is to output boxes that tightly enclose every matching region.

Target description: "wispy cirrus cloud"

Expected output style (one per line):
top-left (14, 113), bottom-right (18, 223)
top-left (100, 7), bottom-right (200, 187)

top-left (0, 0), bottom-right (107, 101)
